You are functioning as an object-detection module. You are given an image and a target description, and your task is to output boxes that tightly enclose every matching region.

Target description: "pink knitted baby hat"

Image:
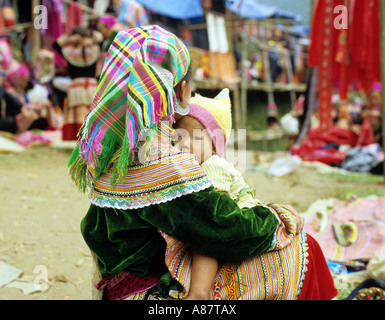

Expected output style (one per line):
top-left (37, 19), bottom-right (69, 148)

top-left (188, 88), bottom-right (232, 157)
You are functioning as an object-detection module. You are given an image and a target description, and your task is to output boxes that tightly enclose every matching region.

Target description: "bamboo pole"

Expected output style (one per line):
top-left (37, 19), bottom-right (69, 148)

top-left (283, 47), bottom-right (297, 107)
top-left (240, 21), bottom-right (248, 129)
top-left (225, 8), bottom-right (241, 131)
top-left (380, 0), bottom-right (385, 180)
top-left (31, 0), bottom-right (41, 65)
top-left (311, 0), bottom-right (317, 19)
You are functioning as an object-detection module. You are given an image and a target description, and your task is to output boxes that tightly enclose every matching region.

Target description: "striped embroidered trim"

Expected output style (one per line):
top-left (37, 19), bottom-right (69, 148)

top-left (89, 152), bottom-right (212, 210)
top-left (296, 232), bottom-right (309, 298)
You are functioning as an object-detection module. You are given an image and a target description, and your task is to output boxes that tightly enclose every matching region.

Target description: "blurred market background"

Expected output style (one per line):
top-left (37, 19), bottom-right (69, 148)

top-left (0, 0), bottom-right (315, 151)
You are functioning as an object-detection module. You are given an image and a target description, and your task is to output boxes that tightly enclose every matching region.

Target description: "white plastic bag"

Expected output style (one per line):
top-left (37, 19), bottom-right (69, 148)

top-left (280, 112), bottom-right (299, 136)
top-left (268, 155), bottom-right (302, 177)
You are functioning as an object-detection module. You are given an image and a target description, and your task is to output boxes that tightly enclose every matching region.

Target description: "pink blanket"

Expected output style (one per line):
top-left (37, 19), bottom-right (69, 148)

top-left (304, 196), bottom-right (385, 263)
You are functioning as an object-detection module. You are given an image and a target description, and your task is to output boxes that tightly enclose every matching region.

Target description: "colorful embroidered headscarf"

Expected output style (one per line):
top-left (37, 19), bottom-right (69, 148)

top-left (68, 25), bottom-right (190, 189)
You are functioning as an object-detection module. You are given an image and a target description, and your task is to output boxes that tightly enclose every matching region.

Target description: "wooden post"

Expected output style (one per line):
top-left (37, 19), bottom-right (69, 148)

top-left (284, 47), bottom-right (296, 107)
top-left (263, 43), bottom-right (275, 110)
top-left (240, 20), bottom-right (248, 129)
top-left (225, 8), bottom-right (241, 131)
top-left (311, 0), bottom-right (317, 19)
top-left (31, 0), bottom-right (41, 65)
top-left (380, 0), bottom-right (385, 180)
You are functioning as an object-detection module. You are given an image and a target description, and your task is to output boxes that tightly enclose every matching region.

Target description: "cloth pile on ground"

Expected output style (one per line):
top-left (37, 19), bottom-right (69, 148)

top-left (290, 127), bottom-right (381, 168)
top-left (304, 195), bottom-right (385, 299)
top-left (305, 195), bottom-right (385, 263)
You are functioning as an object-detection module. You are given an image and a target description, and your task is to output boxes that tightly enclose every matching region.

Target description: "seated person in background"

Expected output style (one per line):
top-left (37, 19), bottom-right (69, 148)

top-left (0, 65), bottom-right (50, 134)
top-left (364, 83), bottom-right (382, 145)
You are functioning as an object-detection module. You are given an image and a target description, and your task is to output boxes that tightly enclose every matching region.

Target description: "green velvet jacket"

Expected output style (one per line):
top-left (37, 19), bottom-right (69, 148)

top-left (81, 186), bottom-right (281, 277)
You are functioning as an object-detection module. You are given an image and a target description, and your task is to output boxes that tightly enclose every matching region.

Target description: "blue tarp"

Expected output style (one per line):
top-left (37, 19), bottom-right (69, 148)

top-left (226, 0), bottom-right (302, 21)
top-left (137, 0), bottom-right (204, 19)
top-left (136, 0), bottom-right (301, 21)
top-left (290, 24), bottom-right (310, 36)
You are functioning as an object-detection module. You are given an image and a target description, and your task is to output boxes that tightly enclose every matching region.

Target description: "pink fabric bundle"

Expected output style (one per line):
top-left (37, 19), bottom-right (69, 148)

top-left (371, 82), bottom-right (382, 92)
top-left (5, 65), bottom-right (30, 89)
top-left (99, 15), bottom-right (117, 28)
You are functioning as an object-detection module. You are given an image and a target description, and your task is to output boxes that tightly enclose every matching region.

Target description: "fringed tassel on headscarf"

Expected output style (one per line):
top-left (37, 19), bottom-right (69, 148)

top-left (73, 107), bottom-right (161, 188)
top-left (79, 121), bottom-right (107, 166)
top-left (165, 87), bottom-right (176, 123)
top-left (92, 133), bottom-right (123, 180)
top-left (160, 89), bottom-right (169, 118)
top-left (67, 146), bottom-right (89, 193)
top-left (113, 135), bottom-right (133, 183)
top-left (70, 125), bottom-right (130, 191)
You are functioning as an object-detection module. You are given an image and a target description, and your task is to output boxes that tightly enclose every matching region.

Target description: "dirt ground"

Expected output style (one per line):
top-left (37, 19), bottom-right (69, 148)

top-left (0, 144), bottom-right (384, 300)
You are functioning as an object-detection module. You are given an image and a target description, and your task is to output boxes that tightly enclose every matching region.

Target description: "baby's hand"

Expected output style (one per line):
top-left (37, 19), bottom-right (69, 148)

top-left (282, 204), bottom-right (304, 234)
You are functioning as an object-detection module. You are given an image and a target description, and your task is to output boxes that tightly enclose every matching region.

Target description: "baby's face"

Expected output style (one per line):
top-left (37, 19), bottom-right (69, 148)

top-left (175, 116), bottom-right (214, 164)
